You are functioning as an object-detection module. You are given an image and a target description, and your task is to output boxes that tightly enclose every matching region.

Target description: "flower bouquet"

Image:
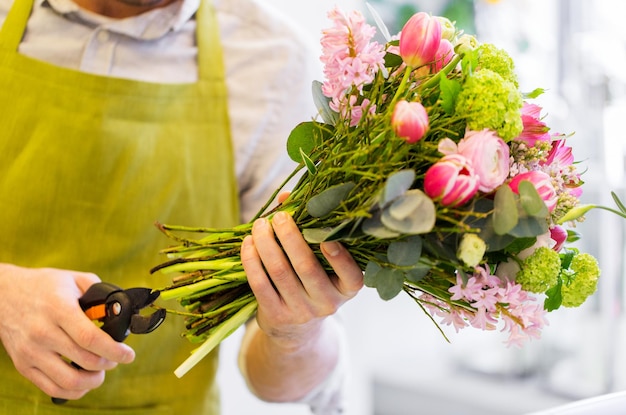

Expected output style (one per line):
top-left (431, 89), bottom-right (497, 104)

top-left (151, 6), bottom-right (624, 377)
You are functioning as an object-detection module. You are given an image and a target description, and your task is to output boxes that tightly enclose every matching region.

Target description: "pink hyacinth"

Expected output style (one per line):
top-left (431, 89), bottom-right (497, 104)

top-left (320, 7), bottom-right (386, 118)
top-left (399, 12), bottom-right (442, 68)
top-left (424, 154), bottom-right (479, 207)
top-left (445, 267), bottom-right (548, 346)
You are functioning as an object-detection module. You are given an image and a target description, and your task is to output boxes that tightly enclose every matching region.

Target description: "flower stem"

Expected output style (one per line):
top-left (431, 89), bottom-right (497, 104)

top-left (174, 300), bottom-right (258, 378)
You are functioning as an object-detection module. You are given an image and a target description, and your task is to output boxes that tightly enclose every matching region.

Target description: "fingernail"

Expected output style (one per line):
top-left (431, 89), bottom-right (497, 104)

top-left (254, 218), bottom-right (268, 230)
top-left (322, 241), bottom-right (341, 257)
top-left (273, 211), bottom-right (288, 225)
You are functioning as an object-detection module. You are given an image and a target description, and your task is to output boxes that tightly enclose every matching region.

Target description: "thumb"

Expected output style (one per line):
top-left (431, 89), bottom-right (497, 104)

top-left (74, 272), bottom-right (102, 294)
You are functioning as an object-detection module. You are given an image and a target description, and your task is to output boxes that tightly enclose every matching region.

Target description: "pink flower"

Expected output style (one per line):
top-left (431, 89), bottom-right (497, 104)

top-left (508, 170), bottom-right (558, 212)
top-left (457, 129), bottom-right (510, 193)
top-left (399, 12), bottom-right (442, 68)
top-left (543, 138), bottom-right (574, 167)
top-left (391, 100), bottom-right (429, 143)
top-left (549, 225), bottom-right (567, 252)
top-left (424, 154), bottom-right (479, 207)
top-left (320, 7), bottom-right (386, 112)
top-left (516, 102), bottom-right (551, 146)
top-left (430, 38), bottom-right (454, 73)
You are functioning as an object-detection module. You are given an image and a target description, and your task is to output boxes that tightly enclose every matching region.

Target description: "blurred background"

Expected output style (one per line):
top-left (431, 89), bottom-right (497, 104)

top-left (217, 0), bottom-right (626, 414)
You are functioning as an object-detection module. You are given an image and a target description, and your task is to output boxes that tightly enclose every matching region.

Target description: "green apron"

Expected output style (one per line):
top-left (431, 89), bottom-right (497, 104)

top-left (0, 0), bottom-right (239, 413)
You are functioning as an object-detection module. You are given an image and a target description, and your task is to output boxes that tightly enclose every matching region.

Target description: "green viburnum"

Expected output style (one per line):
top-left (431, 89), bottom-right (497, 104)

top-left (455, 69), bottom-right (523, 141)
top-left (561, 253), bottom-right (600, 307)
top-left (516, 246), bottom-right (561, 293)
top-left (475, 43), bottom-right (518, 87)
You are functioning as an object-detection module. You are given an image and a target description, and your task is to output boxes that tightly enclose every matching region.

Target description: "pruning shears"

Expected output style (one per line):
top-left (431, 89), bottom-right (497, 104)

top-left (51, 282), bottom-right (166, 404)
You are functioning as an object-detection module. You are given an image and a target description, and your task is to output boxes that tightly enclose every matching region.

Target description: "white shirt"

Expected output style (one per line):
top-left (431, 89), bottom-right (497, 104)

top-left (0, 1), bottom-right (345, 414)
top-left (0, 0), bottom-right (320, 222)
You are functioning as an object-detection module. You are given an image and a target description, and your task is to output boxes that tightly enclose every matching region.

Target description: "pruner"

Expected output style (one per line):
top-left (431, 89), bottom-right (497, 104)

top-left (52, 282), bottom-right (166, 405)
top-left (78, 282), bottom-right (166, 342)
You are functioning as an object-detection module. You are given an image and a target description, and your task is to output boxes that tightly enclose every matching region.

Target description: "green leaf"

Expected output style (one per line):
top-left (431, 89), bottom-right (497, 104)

top-left (405, 262), bottom-right (431, 283)
top-left (523, 88), bottom-right (545, 99)
top-left (518, 180), bottom-right (549, 218)
top-left (493, 185), bottom-right (518, 235)
top-left (381, 169), bottom-right (415, 208)
top-left (302, 228), bottom-right (333, 244)
top-left (286, 121), bottom-right (324, 162)
top-left (306, 182), bottom-right (355, 218)
top-left (544, 279), bottom-right (563, 312)
top-left (375, 268), bottom-right (405, 300)
top-left (362, 209), bottom-right (402, 239)
top-left (301, 149), bottom-right (317, 175)
top-left (366, 2), bottom-right (392, 41)
top-left (381, 189), bottom-right (436, 234)
top-left (508, 215), bottom-right (549, 238)
top-left (364, 261), bottom-right (405, 301)
top-left (440, 76), bottom-right (462, 115)
top-left (611, 191), bottom-right (626, 214)
top-left (312, 81), bottom-right (338, 126)
top-left (388, 235), bottom-right (423, 266)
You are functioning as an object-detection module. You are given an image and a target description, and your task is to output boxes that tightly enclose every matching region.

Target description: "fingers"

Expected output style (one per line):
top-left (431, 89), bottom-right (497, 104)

top-left (320, 241), bottom-right (364, 298)
top-left (243, 212), bottom-right (364, 306)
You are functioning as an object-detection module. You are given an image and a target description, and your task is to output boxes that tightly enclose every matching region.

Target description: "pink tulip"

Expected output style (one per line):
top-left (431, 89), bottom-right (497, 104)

top-left (457, 129), bottom-right (510, 193)
top-left (424, 154), bottom-right (479, 207)
top-left (430, 38), bottom-right (454, 73)
top-left (399, 12), bottom-right (442, 68)
top-left (549, 225), bottom-right (567, 252)
top-left (508, 171), bottom-right (558, 212)
top-left (392, 100), bottom-right (429, 143)
top-left (516, 102), bottom-right (551, 146)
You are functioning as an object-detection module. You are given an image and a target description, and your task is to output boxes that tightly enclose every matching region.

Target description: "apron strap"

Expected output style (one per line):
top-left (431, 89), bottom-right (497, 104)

top-left (0, 0), bottom-right (34, 50)
top-left (196, 0), bottom-right (224, 82)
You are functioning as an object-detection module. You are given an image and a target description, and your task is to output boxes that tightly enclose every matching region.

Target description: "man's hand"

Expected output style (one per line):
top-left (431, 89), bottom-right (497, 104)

top-left (239, 211), bottom-right (363, 401)
top-left (0, 264), bottom-right (135, 400)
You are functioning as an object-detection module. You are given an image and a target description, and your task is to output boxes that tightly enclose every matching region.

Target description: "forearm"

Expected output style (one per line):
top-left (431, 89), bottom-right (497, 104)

top-left (239, 316), bottom-right (341, 402)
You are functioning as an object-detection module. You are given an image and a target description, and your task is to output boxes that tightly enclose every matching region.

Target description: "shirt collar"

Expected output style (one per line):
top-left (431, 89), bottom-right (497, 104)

top-left (43, 0), bottom-right (199, 40)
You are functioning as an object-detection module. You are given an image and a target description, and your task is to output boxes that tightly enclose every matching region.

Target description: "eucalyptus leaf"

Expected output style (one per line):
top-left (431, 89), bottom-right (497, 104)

top-left (312, 80), bottom-right (338, 126)
top-left (519, 180), bottom-right (549, 218)
top-left (375, 267), bottom-right (406, 300)
top-left (508, 215), bottom-right (549, 238)
top-left (286, 121), bottom-right (324, 163)
top-left (493, 185), bottom-right (518, 235)
top-left (362, 209), bottom-right (402, 239)
top-left (302, 228), bottom-right (333, 244)
top-left (363, 261), bottom-right (382, 288)
top-left (381, 189), bottom-right (436, 234)
top-left (380, 169), bottom-right (415, 208)
top-left (306, 182), bottom-right (355, 218)
top-left (405, 262), bottom-right (431, 283)
top-left (388, 235), bottom-right (423, 266)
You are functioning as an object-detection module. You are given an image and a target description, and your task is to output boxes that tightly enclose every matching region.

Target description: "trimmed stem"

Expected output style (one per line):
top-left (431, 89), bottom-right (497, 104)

top-left (174, 300), bottom-right (258, 378)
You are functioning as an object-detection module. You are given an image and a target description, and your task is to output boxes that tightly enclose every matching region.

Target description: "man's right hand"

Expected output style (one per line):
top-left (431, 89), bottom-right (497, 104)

top-left (0, 264), bottom-right (135, 400)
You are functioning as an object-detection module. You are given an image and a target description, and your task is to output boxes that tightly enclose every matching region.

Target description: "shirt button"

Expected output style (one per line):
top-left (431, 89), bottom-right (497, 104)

top-left (97, 30), bottom-right (110, 42)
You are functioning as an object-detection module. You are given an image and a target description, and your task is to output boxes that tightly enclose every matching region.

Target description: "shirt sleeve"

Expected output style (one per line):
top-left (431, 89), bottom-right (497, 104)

top-left (218, 0), bottom-right (323, 222)
top-left (237, 315), bottom-right (349, 415)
